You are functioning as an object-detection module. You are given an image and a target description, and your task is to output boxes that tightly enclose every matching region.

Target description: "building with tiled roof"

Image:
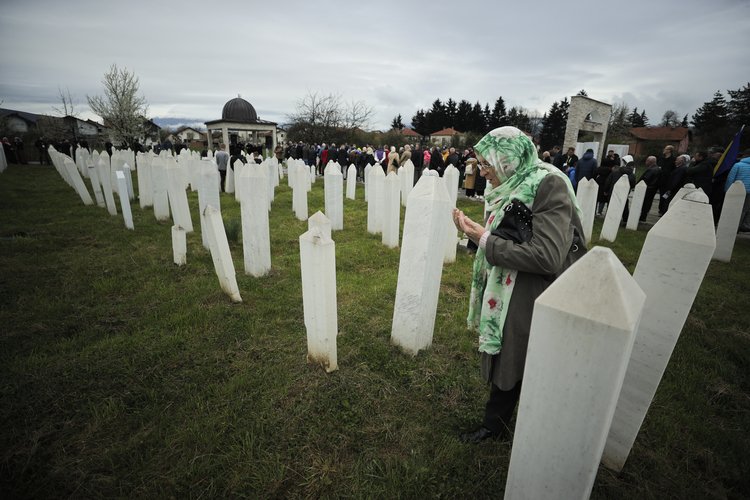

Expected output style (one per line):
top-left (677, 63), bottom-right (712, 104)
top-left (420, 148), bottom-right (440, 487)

top-left (627, 126), bottom-right (690, 156)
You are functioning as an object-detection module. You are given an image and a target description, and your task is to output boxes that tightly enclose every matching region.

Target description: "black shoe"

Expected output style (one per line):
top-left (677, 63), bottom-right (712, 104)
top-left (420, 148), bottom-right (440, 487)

top-left (459, 426), bottom-right (504, 444)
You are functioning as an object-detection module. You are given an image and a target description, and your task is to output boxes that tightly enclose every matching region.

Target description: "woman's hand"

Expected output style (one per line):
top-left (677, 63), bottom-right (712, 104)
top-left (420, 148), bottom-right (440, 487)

top-left (453, 208), bottom-right (486, 243)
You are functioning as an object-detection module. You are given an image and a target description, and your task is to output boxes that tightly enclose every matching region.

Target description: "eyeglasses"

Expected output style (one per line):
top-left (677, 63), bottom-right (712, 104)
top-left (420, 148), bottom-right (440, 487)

top-left (478, 161), bottom-right (492, 171)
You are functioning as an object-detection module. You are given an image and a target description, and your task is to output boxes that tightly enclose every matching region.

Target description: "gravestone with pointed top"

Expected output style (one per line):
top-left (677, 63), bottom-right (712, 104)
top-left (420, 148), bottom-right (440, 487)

top-left (97, 157), bottom-right (118, 216)
top-left (324, 163), bottom-right (344, 230)
top-left (713, 181), bottom-right (745, 262)
top-left (575, 178), bottom-right (598, 243)
top-left (225, 162), bottom-right (235, 194)
top-left (600, 175), bottom-right (630, 241)
top-left (198, 161), bottom-right (221, 248)
top-left (400, 159), bottom-right (415, 206)
top-left (293, 163), bottom-right (308, 221)
top-left (299, 211), bottom-right (338, 373)
top-left (364, 163), bottom-right (372, 202)
top-left (504, 247), bottom-right (645, 500)
top-left (391, 174), bottom-right (451, 355)
top-left (382, 171), bottom-right (400, 248)
top-left (602, 195), bottom-right (715, 472)
top-left (626, 180), bottom-right (647, 230)
top-left (367, 165), bottom-right (386, 234)
top-left (443, 165), bottom-right (460, 263)
top-left (346, 164), bottom-right (357, 199)
top-left (240, 166), bottom-right (271, 277)
top-left (123, 163), bottom-right (135, 200)
top-left (203, 205), bottom-right (242, 303)
top-left (669, 183), bottom-right (697, 208)
top-left (62, 158), bottom-right (94, 206)
top-left (87, 163), bottom-right (105, 207)
top-left (115, 171), bottom-right (134, 230)
top-left (166, 161), bottom-right (193, 232)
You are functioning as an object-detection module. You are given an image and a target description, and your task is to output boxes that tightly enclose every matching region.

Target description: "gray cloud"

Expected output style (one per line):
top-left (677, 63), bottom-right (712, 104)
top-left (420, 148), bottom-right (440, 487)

top-left (2, 0), bottom-right (749, 131)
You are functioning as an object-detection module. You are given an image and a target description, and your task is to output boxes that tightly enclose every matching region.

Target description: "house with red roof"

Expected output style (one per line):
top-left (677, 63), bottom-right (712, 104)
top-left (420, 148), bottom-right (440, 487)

top-left (627, 126), bottom-right (690, 156)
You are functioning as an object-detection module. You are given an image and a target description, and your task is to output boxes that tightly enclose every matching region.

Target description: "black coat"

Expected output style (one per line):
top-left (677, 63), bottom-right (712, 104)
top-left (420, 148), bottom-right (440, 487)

top-left (685, 159), bottom-right (714, 196)
top-left (575, 151), bottom-right (597, 183)
top-left (639, 166), bottom-right (662, 189)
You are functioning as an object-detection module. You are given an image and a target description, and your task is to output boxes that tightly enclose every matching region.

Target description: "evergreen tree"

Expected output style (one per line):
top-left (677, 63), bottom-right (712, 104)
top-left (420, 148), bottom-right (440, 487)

top-left (468, 102), bottom-right (486, 133)
top-left (426, 99), bottom-right (448, 133)
top-left (681, 114), bottom-right (689, 127)
top-left (411, 109), bottom-right (429, 136)
top-left (483, 103), bottom-right (492, 132)
top-left (391, 114), bottom-right (404, 130)
top-left (577, 89), bottom-right (588, 96)
top-left (488, 97), bottom-right (508, 129)
top-left (507, 106), bottom-right (531, 132)
top-left (607, 102), bottom-right (631, 143)
top-left (692, 91), bottom-right (731, 146)
top-left (454, 99), bottom-right (472, 132)
top-left (640, 109), bottom-right (649, 127)
top-left (628, 107), bottom-right (644, 127)
top-left (727, 82), bottom-right (750, 130)
top-left (446, 98), bottom-right (457, 128)
top-left (539, 100), bottom-right (567, 151)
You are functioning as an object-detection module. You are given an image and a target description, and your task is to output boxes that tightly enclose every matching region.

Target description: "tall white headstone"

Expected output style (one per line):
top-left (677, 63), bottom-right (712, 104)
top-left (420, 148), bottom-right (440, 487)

top-left (367, 166), bottom-right (385, 234)
top-left (172, 225), bottom-right (187, 266)
top-left (324, 163), bottom-right (344, 230)
top-left (293, 163), bottom-right (308, 221)
top-left (115, 171), bottom-right (134, 230)
top-left (96, 157), bottom-right (118, 216)
top-left (225, 162), bottom-right (235, 194)
top-left (626, 180), bottom-right (647, 230)
top-left (240, 166), bottom-right (271, 277)
top-left (123, 163), bottom-right (135, 200)
top-left (137, 154), bottom-right (154, 208)
top-left (669, 183), bottom-right (697, 208)
top-left (600, 175), bottom-right (631, 242)
top-left (299, 211), bottom-right (338, 373)
top-left (364, 163), bottom-right (372, 202)
top-left (391, 173), bottom-right (451, 355)
top-left (166, 162), bottom-right (193, 232)
top-left (601, 196), bottom-right (716, 472)
top-left (713, 180), bottom-right (745, 262)
top-left (87, 163), bottom-right (105, 208)
top-left (346, 164), bottom-right (357, 200)
top-left (575, 178), bottom-right (598, 244)
top-left (62, 158), bottom-right (94, 206)
top-left (151, 157), bottom-right (170, 221)
top-left (400, 159), bottom-right (415, 207)
top-left (198, 162), bottom-right (221, 248)
top-left (203, 205), bottom-right (242, 303)
top-left (504, 247), bottom-right (645, 500)
top-left (442, 165), bottom-right (460, 264)
top-left (382, 171), bottom-right (400, 248)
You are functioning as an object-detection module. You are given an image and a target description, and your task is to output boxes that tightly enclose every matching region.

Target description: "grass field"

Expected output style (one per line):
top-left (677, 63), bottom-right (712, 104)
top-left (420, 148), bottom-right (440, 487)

top-left (1, 163), bottom-right (748, 498)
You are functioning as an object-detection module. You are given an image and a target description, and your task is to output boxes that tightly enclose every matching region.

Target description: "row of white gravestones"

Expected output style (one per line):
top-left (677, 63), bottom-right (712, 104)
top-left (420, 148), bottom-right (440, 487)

top-left (391, 171), bottom-right (450, 355)
top-left (299, 211), bottom-right (338, 372)
top-left (203, 204), bottom-right (242, 303)
top-left (382, 172), bottom-right (400, 248)
top-left (443, 164), bottom-right (459, 264)
top-left (324, 162), bottom-right (344, 230)
top-left (367, 165), bottom-right (385, 234)
top-left (240, 164), bottom-right (272, 277)
top-left (504, 194), bottom-right (718, 498)
top-left (115, 170), bottom-right (134, 230)
top-left (575, 178), bottom-right (598, 244)
top-left (505, 247), bottom-right (645, 500)
top-left (601, 193), bottom-right (716, 472)
top-left (346, 164), bottom-right (357, 200)
top-left (600, 175), bottom-right (630, 242)
top-left (399, 159), bottom-right (415, 207)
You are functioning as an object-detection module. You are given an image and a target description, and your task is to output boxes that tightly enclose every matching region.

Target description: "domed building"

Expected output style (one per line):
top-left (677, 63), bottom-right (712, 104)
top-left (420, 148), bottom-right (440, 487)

top-left (204, 96), bottom-right (279, 153)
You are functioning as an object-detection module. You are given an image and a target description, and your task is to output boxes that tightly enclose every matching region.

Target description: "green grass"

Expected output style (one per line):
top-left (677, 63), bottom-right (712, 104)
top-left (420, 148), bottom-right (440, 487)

top-left (1, 164), bottom-right (748, 498)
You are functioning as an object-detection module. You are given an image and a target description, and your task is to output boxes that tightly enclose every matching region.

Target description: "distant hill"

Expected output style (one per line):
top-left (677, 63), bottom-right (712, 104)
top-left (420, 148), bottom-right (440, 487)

top-left (152, 117), bottom-right (208, 131)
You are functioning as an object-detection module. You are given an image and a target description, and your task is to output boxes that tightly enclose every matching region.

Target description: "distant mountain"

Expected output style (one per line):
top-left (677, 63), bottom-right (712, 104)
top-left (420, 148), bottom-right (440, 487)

top-left (152, 117), bottom-right (208, 131)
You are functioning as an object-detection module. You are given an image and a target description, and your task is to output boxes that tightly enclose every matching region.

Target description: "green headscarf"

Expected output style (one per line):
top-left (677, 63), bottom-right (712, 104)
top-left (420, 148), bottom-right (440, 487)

top-left (467, 127), bottom-right (578, 355)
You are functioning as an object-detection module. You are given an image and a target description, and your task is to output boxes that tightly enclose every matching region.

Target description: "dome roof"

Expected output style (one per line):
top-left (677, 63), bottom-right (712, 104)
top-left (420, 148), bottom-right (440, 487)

top-left (221, 97), bottom-right (258, 123)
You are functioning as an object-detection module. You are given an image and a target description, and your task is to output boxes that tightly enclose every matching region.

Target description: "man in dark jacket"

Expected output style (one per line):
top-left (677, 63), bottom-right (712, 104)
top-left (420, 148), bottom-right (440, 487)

top-left (685, 151), bottom-right (713, 199)
top-left (638, 155), bottom-right (661, 221)
top-left (657, 145), bottom-right (677, 215)
top-left (575, 148), bottom-right (598, 187)
top-left (561, 147), bottom-right (578, 171)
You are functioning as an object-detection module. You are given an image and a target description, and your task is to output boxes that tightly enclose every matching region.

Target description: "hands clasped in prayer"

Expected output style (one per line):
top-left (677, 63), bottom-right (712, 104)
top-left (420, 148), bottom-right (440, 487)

top-left (453, 208), bottom-right (484, 243)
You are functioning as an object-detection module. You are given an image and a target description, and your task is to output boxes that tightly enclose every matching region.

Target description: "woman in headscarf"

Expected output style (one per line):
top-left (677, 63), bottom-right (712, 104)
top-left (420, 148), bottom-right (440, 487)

top-left (386, 145), bottom-right (400, 174)
top-left (453, 126), bottom-right (586, 443)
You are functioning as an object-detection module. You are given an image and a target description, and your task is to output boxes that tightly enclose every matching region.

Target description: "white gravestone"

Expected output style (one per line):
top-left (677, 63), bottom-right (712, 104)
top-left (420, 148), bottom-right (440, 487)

top-left (626, 180), bottom-right (647, 230)
top-left (575, 178), bottom-right (598, 244)
top-left (401, 159), bottom-right (415, 206)
top-left (600, 175), bottom-right (631, 242)
top-left (299, 211), bottom-right (338, 373)
top-left (97, 157), bottom-right (118, 216)
top-left (442, 165), bottom-right (460, 264)
top-left (225, 162), bottom-right (235, 194)
top-left (115, 171), bottom-right (134, 230)
top-left (166, 162), bottom-right (193, 232)
top-left (310, 164), bottom-right (316, 184)
top-left (151, 157), bottom-right (171, 221)
top-left (123, 163), bottom-right (135, 200)
top-left (232, 159), bottom-right (245, 202)
top-left (346, 164), bottom-right (357, 200)
top-left (367, 166), bottom-right (386, 234)
top-left (713, 181), bottom-right (745, 262)
top-left (602, 196), bottom-right (716, 472)
top-left (172, 225), bottom-right (187, 266)
top-left (293, 164), bottom-right (309, 221)
top-left (198, 162), bottom-right (221, 249)
top-left (267, 160), bottom-right (276, 207)
top-left (390, 173), bottom-right (451, 355)
top-left (669, 183), bottom-right (697, 208)
top-left (62, 158), bottom-right (94, 206)
top-left (87, 163), bottom-right (105, 208)
top-left (324, 163), bottom-right (344, 230)
top-left (504, 247), bottom-right (645, 500)
top-left (240, 167), bottom-right (271, 277)
top-left (364, 163), bottom-right (372, 202)
top-left (382, 171), bottom-right (400, 248)
top-left (203, 205), bottom-right (242, 303)
top-left (137, 154), bottom-right (154, 208)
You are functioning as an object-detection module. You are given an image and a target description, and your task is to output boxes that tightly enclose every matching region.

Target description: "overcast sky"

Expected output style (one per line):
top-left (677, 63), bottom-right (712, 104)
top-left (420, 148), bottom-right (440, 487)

top-left (2, 0), bottom-right (749, 131)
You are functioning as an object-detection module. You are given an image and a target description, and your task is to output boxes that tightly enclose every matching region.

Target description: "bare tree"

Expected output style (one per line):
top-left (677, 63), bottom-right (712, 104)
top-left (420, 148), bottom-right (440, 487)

top-left (606, 101), bottom-right (631, 143)
top-left (660, 109), bottom-right (681, 127)
top-left (53, 86), bottom-right (77, 117)
top-left (287, 91), bottom-right (373, 143)
top-left (87, 64), bottom-right (148, 144)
